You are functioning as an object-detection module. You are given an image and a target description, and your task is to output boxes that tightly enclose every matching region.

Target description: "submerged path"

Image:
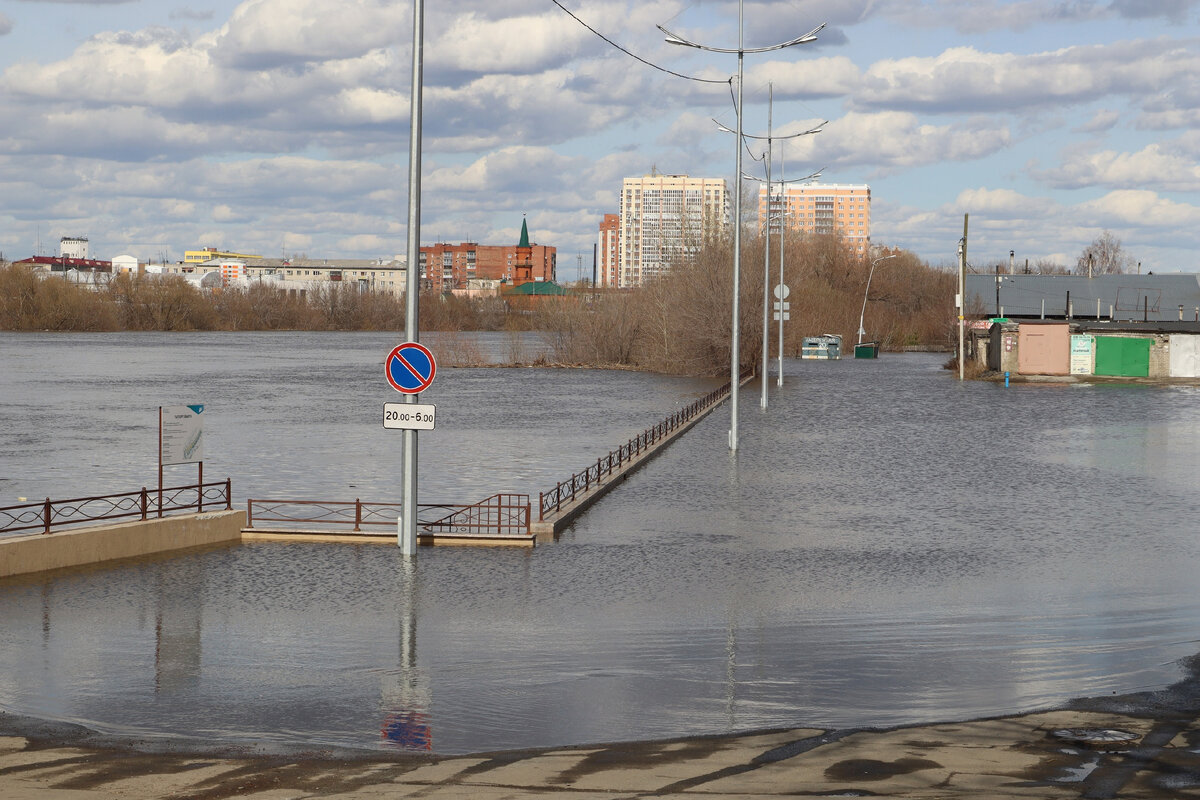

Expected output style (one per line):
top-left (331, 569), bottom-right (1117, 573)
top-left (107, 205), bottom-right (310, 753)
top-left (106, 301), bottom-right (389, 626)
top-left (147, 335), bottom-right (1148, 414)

top-left (531, 368), bottom-right (753, 538)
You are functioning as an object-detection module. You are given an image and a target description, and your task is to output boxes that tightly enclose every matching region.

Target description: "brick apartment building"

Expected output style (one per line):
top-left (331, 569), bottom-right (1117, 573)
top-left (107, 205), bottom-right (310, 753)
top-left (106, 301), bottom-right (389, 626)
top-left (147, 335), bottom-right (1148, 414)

top-left (419, 221), bottom-right (555, 293)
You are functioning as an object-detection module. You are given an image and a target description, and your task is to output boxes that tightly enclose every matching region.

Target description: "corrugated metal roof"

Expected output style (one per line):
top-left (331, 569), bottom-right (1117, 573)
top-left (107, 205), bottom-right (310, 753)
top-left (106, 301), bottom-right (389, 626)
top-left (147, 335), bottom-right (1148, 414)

top-left (965, 273), bottom-right (1200, 322)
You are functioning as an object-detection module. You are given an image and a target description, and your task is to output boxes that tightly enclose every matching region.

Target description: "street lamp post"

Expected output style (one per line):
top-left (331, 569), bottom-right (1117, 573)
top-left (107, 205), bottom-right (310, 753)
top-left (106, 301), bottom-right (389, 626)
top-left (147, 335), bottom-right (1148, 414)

top-left (399, 0), bottom-right (424, 556)
top-left (776, 148), bottom-right (785, 387)
top-left (714, 121), bottom-right (823, 404)
top-left (857, 253), bottom-right (897, 346)
top-left (760, 84), bottom-right (773, 410)
top-left (661, 9), bottom-right (824, 450)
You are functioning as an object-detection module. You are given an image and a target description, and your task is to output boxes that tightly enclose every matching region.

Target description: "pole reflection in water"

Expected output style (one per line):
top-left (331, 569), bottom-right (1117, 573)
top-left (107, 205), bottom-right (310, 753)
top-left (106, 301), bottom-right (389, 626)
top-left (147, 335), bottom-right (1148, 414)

top-left (155, 560), bottom-right (204, 696)
top-left (381, 558), bottom-right (432, 751)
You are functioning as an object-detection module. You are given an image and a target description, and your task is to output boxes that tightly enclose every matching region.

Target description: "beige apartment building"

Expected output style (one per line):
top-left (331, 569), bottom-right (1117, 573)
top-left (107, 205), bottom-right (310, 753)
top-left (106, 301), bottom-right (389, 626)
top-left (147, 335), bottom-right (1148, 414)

top-left (759, 183), bottom-right (871, 256)
top-left (618, 174), bottom-right (728, 288)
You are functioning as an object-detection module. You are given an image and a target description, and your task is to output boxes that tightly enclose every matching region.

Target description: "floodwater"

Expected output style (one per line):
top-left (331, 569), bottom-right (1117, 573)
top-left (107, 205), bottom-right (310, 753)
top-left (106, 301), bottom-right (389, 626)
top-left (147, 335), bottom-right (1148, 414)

top-left (1, 331), bottom-right (1199, 755)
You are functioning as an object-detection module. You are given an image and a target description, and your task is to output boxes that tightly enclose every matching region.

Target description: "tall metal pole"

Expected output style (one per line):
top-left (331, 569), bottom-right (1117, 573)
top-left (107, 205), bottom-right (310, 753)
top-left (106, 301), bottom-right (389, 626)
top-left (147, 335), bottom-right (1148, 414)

top-left (400, 0), bottom-right (424, 555)
top-left (760, 82), bottom-right (772, 410)
top-left (777, 147), bottom-right (785, 387)
top-left (729, 0), bottom-right (744, 450)
top-left (658, 13), bottom-right (824, 448)
top-left (958, 214), bottom-right (968, 382)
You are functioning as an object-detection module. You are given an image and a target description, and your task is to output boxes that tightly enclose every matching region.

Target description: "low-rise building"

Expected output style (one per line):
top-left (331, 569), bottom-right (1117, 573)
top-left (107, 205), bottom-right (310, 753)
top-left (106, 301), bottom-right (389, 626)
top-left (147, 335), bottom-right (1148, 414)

top-left (159, 257), bottom-right (409, 297)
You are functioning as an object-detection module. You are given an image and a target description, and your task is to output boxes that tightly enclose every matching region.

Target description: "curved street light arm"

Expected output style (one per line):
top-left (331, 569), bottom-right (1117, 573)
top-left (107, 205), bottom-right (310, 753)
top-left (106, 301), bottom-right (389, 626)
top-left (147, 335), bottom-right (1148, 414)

top-left (714, 119), bottom-right (827, 139)
top-left (659, 22), bottom-right (825, 53)
top-left (858, 254), bottom-right (898, 343)
top-left (743, 168), bottom-right (823, 183)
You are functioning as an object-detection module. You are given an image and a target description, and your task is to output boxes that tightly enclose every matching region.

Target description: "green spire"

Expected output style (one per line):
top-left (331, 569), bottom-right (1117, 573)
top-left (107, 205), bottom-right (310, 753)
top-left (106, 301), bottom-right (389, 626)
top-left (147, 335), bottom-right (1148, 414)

top-left (518, 216), bottom-right (530, 248)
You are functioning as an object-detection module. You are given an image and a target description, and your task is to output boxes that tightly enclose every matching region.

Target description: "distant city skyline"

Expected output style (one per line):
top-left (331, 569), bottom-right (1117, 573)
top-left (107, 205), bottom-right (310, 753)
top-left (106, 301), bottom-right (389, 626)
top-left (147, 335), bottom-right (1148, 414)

top-left (1, 0), bottom-right (1198, 280)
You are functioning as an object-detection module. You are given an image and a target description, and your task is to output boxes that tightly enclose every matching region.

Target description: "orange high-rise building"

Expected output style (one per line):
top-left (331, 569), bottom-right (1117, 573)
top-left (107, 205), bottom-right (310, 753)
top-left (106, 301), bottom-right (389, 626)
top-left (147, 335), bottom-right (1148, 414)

top-left (597, 214), bottom-right (619, 288)
top-left (759, 183), bottom-right (871, 256)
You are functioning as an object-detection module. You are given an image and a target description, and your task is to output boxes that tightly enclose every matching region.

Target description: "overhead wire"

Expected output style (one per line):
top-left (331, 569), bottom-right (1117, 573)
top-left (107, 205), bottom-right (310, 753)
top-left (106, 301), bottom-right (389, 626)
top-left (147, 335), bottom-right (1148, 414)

top-left (551, 0), bottom-right (731, 85)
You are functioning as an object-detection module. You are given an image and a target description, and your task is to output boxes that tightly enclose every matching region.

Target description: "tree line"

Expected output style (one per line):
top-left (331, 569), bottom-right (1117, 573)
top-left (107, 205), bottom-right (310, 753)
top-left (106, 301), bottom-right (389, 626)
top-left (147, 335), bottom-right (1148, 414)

top-left (1, 232), bottom-right (956, 376)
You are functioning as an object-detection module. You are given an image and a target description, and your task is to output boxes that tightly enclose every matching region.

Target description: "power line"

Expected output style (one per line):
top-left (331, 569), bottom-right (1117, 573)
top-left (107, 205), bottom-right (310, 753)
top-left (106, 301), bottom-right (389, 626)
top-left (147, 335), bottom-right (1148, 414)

top-left (551, 0), bottom-right (731, 85)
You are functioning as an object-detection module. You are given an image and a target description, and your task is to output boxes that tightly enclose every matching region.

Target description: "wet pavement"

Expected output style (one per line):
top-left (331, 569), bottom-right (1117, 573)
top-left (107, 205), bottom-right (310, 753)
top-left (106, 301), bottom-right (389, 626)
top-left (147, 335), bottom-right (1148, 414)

top-left (3, 655), bottom-right (1200, 799)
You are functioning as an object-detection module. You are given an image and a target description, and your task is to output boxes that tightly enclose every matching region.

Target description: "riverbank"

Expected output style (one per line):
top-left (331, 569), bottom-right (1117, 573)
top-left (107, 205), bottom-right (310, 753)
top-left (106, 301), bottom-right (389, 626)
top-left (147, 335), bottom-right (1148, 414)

top-left (3, 655), bottom-right (1199, 798)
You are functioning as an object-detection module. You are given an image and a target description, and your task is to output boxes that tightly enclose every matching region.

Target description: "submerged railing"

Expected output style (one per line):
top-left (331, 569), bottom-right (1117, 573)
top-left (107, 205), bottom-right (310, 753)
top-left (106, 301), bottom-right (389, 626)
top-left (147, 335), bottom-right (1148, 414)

top-left (245, 493), bottom-right (531, 538)
top-left (0, 480), bottom-right (233, 536)
top-left (537, 368), bottom-right (750, 521)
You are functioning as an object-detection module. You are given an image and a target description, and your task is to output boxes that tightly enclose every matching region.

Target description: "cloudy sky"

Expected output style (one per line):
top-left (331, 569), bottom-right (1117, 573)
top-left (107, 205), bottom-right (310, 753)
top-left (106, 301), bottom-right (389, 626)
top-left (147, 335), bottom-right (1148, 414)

top-left (1, 0), bottom-right (1198, 278)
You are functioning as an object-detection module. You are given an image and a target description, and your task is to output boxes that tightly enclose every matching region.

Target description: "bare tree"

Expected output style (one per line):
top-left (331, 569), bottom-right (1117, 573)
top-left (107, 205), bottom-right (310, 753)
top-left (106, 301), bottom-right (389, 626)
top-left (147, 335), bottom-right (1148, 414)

top-left (1076, 230), bottom-right (1134, 275)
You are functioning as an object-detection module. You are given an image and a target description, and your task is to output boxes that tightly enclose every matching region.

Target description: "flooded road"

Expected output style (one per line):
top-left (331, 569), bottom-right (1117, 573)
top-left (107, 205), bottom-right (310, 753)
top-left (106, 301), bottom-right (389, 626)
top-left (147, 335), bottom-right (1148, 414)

top-left (2, 333), bottom-right (1199, 754)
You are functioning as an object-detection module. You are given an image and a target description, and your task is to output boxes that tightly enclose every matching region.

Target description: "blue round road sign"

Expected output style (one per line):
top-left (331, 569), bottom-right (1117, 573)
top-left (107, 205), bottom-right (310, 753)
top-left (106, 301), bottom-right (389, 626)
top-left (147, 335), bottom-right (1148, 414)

top-left (386, 342), bottom-right (437, 394)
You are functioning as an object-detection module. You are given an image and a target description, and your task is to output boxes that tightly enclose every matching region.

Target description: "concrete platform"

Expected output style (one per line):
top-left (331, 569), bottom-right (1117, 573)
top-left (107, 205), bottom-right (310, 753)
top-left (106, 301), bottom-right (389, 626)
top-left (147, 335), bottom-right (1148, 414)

top-left (0, 510), bottom-right (244, 578)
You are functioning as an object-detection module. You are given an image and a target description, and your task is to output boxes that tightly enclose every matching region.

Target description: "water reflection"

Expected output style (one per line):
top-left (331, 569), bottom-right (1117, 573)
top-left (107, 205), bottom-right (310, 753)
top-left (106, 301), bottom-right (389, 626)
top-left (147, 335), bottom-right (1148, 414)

top-left (2, 336), bottom-right (1200, 755)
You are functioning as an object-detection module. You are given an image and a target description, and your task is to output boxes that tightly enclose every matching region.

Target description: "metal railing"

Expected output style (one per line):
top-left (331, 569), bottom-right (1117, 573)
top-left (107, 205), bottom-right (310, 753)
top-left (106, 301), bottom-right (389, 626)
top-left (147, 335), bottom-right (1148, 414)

top-left (538, 368), bottom-right (750, 521)
top-left (0, 479), bottom-right (233, 536)
top-left (245, 493), bottom-right (531, 538)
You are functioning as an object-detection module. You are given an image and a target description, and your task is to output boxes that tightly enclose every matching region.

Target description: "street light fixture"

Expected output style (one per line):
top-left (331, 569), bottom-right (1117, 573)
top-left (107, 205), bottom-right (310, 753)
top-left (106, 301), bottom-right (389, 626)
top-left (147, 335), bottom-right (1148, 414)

top-left (715, 109), bottom-right (824, 410)
top-left (661, 7), bottom-right (824, 450)
top-left (858, 253), bottom-right (897, 345)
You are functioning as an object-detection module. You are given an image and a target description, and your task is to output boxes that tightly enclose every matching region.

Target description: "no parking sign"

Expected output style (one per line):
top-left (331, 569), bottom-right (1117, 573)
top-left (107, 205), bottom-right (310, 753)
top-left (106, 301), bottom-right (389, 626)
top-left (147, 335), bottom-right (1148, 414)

top-left (385, 342), bottom-right (437, 394)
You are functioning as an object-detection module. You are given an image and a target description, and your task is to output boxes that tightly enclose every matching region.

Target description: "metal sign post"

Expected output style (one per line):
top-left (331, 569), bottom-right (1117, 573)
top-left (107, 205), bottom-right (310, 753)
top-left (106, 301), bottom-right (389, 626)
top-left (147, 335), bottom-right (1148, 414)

top-left (388, 343), bottom-right (436, 553)
top-left (401, 0), bottom-right (425, 556)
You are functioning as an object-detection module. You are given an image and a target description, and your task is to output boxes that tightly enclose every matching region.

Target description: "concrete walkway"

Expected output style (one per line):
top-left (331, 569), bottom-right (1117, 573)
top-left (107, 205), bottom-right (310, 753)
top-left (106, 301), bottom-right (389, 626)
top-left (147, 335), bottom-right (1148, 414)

top-left (4, 671), bottom-right (1200, 799)
top-left (532, 372), bottom-right (753, 538)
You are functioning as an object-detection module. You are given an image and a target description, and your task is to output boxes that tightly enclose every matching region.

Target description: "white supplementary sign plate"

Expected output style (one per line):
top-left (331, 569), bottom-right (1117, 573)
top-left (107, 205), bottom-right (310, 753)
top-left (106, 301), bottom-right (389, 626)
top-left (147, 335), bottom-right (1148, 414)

top-left (383, 402), bottom-right (436, 430)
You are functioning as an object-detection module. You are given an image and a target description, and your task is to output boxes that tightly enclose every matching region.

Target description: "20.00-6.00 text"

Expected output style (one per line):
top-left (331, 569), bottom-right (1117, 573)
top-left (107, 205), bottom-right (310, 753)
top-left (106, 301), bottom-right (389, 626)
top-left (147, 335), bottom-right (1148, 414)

top-left (382, 403), bottom-right (436, 430)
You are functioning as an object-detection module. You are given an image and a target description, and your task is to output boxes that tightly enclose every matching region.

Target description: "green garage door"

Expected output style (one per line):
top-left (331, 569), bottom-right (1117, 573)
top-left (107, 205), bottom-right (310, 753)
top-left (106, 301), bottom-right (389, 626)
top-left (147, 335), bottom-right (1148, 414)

top-left (1094, 336), bottom-right (1151, 377)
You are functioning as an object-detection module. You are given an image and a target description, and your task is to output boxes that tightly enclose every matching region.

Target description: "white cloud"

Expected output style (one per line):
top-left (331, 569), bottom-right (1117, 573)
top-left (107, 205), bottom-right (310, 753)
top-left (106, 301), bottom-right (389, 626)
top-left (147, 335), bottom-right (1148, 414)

top-left (855, 39), bottom-right (1200, 113)
top-left (950, 187), bottom-right (1057, 218)
top-left (1034, 143), bottom-right (1200, 191)
top-left (1079, 189), bottom-right (1200, 227)
top-left (209, 0), bottom-right (409, 69)
top-left (1075, 109), bottom-right (1121, 133)
top-left (0, 13), bottom-right (12, 36)
top-left (786, 111), bottom-right (1012, 173)
top-left (428, 11), bottom-right (589, 74)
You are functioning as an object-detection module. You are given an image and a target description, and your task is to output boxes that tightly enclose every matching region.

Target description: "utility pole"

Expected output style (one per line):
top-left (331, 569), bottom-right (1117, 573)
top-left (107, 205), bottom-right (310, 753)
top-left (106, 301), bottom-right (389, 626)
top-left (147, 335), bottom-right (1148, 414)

top-left (958, 214), bottom-right (968, 381)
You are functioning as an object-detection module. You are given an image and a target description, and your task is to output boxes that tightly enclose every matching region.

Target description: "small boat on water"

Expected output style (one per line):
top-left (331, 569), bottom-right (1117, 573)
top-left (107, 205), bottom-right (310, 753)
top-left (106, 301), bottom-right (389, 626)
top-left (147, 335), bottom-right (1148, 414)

top-left (801, 334), bottom-right (843, 360)
top-left (853, 341), bottom-right (881, 359)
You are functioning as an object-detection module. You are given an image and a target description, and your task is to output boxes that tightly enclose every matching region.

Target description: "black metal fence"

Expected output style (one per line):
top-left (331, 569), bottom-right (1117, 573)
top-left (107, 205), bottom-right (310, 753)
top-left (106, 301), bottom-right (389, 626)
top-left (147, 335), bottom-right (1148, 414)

top-left (538, 369), bottom-right (748, 521)
top-left (246, 493), bottom-right (531, 538)
top-left (0, 479), bottom-right (233, 536)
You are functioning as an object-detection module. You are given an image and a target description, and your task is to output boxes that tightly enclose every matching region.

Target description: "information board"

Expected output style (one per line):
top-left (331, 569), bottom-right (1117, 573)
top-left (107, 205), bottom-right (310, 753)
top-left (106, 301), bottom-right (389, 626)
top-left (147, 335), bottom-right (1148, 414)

top-left (161, 405), bottom-right (204, 465)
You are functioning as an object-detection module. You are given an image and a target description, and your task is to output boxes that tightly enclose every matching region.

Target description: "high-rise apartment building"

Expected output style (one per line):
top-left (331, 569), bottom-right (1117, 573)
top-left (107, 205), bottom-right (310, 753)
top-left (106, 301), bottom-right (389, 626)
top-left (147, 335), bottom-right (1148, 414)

top-left (759, 183), bottom-right (871, 256)
top-left (618, 174), bottom-right (728, 288)
top-left (596, 214), bottom-right (619, 288)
